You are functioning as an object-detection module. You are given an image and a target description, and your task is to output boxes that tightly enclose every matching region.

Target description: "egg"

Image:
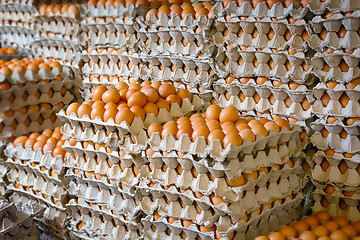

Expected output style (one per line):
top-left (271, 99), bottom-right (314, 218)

top-left (128, 91), bottom-right (147, 108)
top-left (162, 124), bottom-right (178, 139)
top-left (130, 106), bottom-right (146, 121)
top-left (298, 231), bottom-right (317, 240)
top-left (77, 104), bottom-right (92, 118)
top-left (158, 5), bottom-right (170, 18)
top-left (312, 226), bottom-right (329, 237)
top-left (279, 226), bottom-right (296, 238)
top-left (329, 230), bottom-right (349, 240)
top-left (206, 120), bottom-right (222, 131)
top-left (33, 141), bottom-right (46, 151)
top-left (239, 129), bottom-right (256, 142)
top-left (341, 225), bottom-right (357, 237)
top-left (143, 102), bottom-right (159, 117)
top-left (115, 108), bottom-right (134, 125)
top-left (159, 83), bottom-right (176, 98)
top-left (90, 106), bottom-right (105, 120)
top-left (141, 87), bottom-right (159, 103)
top-left (219, 106), bottom-right (238, 123)
top-left (93, 85), bottom-right (108, 101)
top-left (192, 125), bottom-right (210, 141)
top-left (292, 221), bottom-right (309, 232)
top-left (43, 142), bottom-right (56, 153)
top-left (324, 221), bottom-right (339, 232)
top-left (166, 94), bottom-right (182, 106)
top-left (207, 129), bottom-right (225, 145)
top-left (156, 98), bottom-right (170, 111)
top-left (176, 88), bottom-right (192, 101)
top-left (102, 88), bottom-right (121, 104)
top-left (267, 232), bottom-right (285, 240)
top-left (176, 124), bottom-right (193, 139)
top-left (254, 237), bottom-right (270, 240)
top-left (223, 132), bottom-right (242, 148)
top-left (13, 136), bottom-right (28, 147)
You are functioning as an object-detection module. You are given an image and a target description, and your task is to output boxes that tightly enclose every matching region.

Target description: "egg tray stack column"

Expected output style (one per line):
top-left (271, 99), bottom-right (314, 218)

top-left (307, 3), bottom-right (360, 222)
top-left (79, 0), bottom-right (150, 99)
top-left (0, 0), bottom-right (36, 55)
top-left (4, 129), bottom-right (69, 239)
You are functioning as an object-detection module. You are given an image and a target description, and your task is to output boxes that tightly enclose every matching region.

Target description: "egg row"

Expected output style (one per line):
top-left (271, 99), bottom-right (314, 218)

top-left (38, 4), bottom-right (81, 18)
top-left (0, 47), bottom-right (18, 56)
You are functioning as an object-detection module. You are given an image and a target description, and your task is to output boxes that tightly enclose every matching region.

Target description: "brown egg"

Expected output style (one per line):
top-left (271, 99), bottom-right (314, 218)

top-left (156, 98), bottom-right (170, 111)
top-left (329, 230), bottom-right (349, 240)
top-left (176, 125), bottom-right (193, 139)
top-left (166, 94), bottom-right (182, 106)
top-left (143, 102), bottom-right (159, 117)
top-left (312, 226), bottom-right (329, 237)
top-left (195, 8), bottom-right (209, 19)
top-left (181, 6), bottom-right (195, 19)
top-left (90, 106), bottom-right (105, 120)
top-left (176, 88), bottom-right (192, 101)
top-left (206, 120), bottom-right (222, 132)
top-left (170, 4), bottom-right (182, 17)
top-left (128, 91), bottom-right (147, 108)
top-left (191, 125), bottom-right (210, 141)
top-left (162, 124), bottom-right (178, 139)
top-left (130, 106), bottom-right (146, 121)
top-left (268, 232), bottom-right (285, 240)
top-left (206, 105), bottom-right (222, 121)
top-left (115, 108), bottom-right (134, 125)
top-left (207, 129), bottom-right (225, 144)
top-left (274, 118), bottom-right (290, 130)
top-left (346, 78), bottom-right (360, 89)
top-left (333, 217), bottom-right (349, 227)
top-left (251, 124), bottom-right (268, 136)
top-left (338, 27), bottom-right (347, 38)
top-left (264, 122), bottom-right (280, 133)
top-left (33, 141), bottom-right (46, 151)
top-left (159, 83), bottom-right (176, 98)
top-left (141, 87), bottom-right (159, 103)
top-left (158, 5), bottom-right (171, 17)
top-left (146, 9), bottom-right (157, 20)
top-left (219, 106), bottom-right (238, 123)
top-left (148, 123), bottom-right (162, 138)
top-left (279, 226), bottom-right (296, 238)
top-left (77, 104), bottom-right (92, 118)
top-left (43, 142), bottom-right (56, 153)
top-left (324, 221), bottom-right (339, 232)
top-left (223, 132), bottom-right (242, 148)
top-left (292, 221), bottom-right (309, 232)
top-left (13, 136), bottom-right (28, 147)
top-left (255, 237), bottom-right (270, 240)
top-left (341, 225), bottom-right (357, 238)
top-left (66, 102), bottom-right (81, 116)
top-left (239, 129), bottom-right (256, 142)
top-left (102, 89), bottom-right (121, 104)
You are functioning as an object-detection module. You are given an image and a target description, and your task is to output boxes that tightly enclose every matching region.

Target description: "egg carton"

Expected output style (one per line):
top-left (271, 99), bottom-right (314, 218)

top-left (311, 117), bottom-right (360, 136)
top-left (312, 192), bottom-right (360, 221)
top-left (137, 28), bottom-right (215, 58)
top-left (62, 139), bottom-right (146, 171)
top-left (0, 48), bottom-right (30, 61)
top-left (64, 152), bottom-right (142, 188)
top-left (6, 166), bottom-right (67, 209)
top-left (0, 4), bottom-right (36, 22)
top-left (67, 204), bottom-right (143, 240)
top-left (214, 48), bottom-right (312, 83)
top-left (136, 163), bottom-right (304, 217)
top-left (142, 197), bottom-right (302, 240)
top-left (61, 122), bottom-right (148, 154)
top-left (309, 12), bottom-right (360, 50)
top-left (141, 192), bottom-right (304, 239)
top-left (80, 21), bottom-right (139, 50)
top-left (5, 143), bottom-right (67, 185)
top-left (33, 7), bottom-right (85, 23)
top-left (213, 16), bottom-right (310, 51)
top-left (0, 27), bottom-right (35, 48)
top-left (8, 191), bottom-right (69, 235)
top-left (144, 142), bottom-right (301, 180)
top-left (313, 148), bottom-right (360, 163)
top-left (1, 224), bottom-right (39, 240)
top-left (86, 2), bottom-right (148, 18)
top-left (36, 221), bottom-right (70, 240)
top-left (1, 117), bottom-right (63, 140)
top-left (32, 20), bottom-right (81, 39)
top-left (312, 181), bottom-right (360, 199)
top-left (312, 96), bottom-right (360, 119)
top-left (308, 0), bottom-right (360, 14)
top-left (58, 97), bottom-right (202, 136)
top-left (213, 1), bottom-right (308, 19)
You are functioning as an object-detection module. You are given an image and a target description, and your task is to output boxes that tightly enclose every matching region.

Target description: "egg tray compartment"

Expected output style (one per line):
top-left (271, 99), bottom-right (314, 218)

top-left (311, 117), bottom-right (360, 137)
top-left (32, 18), bottom-right (81, 37)
top-left (213, 16), bottom-right (310, 52)
top-left (137, 160), bottom-right (304, 213)
top-left (60, 122), bottom-right (147, 155)
top-left (145, 142), bottom-right (300, 180)
top-left (314, 148), bottom-right (360, 164)
top-left (140, 192), bottom-right (304, 239)
top-left (8, 191), bottom-right (69, 233)
top-left (308, 0), bottom-right (360, 15)
top-left (86, 2), bottom-right (148, 18)
top-left (57, 93), bottom-right (203, 134)
top-left (67, 179), bottom-right (141, 219)
top-left (137, 28), bottom-right (215, 58)
top-left (80, 22), bottom-right (139, 51)
top-left (67, 204), bottom-right (143, 240)
top-left (308, 13), bottom-right (360, 51)
top-left (312, 192), bottom-right (360, 222)
top-left (214, 48), bottom-right (312, 83)
top-left (0, 116), bottom-right (63, 141)
top-left (64, 152), bottom-right (143, 188)
top-left (213, 1), bottom-right (308, 20)
top-left (33, 7), bottom-right (86, 23)
top-left (148, 124), bottom-right (301, 162)
top-left (6, 165), bottom-right (68, 209)
top-left (0, 4), bottom-right (37, 22)
top-left (139, 55), bottom-right (216, 89)
top-left (0, 27), bottom-right (35, 48)
top-left (4, 143), bottom-right (68, 185)
top-left (312, 181), bottom-right (360, 200)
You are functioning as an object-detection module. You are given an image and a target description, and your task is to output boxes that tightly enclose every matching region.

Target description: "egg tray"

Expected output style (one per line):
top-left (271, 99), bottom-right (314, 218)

top-left (214, 48), bottom-right (313, 83)
top-left (311, 118), bottom-right (360, 137)
top-left (215, 92), bottom-right (313, 121)
top-left (0, 223), bottom-right (39, 240)
top-left (67, 179), bottom-right (141, 219)
top-left (32, 18), bottom-right (81, 36)
top-left (213, 16), bottom-right (310, 52)
top-left (140, 193), bottom-right (303, 239)
top-left (213, 1), bottom-right (308, 20)
top-left (0, 27), bottom-right (35, 48)
top-left (309, 15), bottom-right (360, 51)
top-left (1, 117), bottom-right (63, 141)
top-left (314, 148), bottom-right (360, 164)
top-left (6, 166), bottom-right (67, 209)
top-left (0, 4), bottom-right (37, 22)
top-left (148, 125), bottom-right (301, 162)
top-left (139, 55), bottom-right (217, 89)
top-left (136, 164), bottom-right (304, 219)
top-left (8, 192), bottom-right (69, 234)
top-left (86, 3), bottom-right (148, 18)
top-left (57, 94), bottom-right (203, 134)
top-left (312, 181), bottom-right (360, 200)
top-left (312, 98), bottom-right (360, 119)
top-left (5, 143), bottom-right (68, 185)
top-left (61, 122), bottom-right (148, 154)
top-left (308, 0), bottom-right (360, 14)
top-left (32, 7), bottom-right (86, 23)
top-left (312, 192), bottom-right (360, 221)
top-left (144, 142), bottom-right (301, 180)
top-left (79, 23), bottom-right (139, 51)
top-left (309, 151), bottom-right (360, 187)
top-left (67, 204), bottom-right (143, 240)
top-left (213, 76), bottom-right (314, 101)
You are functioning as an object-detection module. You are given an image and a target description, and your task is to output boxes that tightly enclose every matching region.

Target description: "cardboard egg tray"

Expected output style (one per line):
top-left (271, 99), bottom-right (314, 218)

top-left (4, 143), bottom-right (68, 186)
top-left (138, 33), bottom-right (214, 60)
top-left (79, 20), bottom-right (139, 50)
top-left (213, 1), bottom-right (308, 19)
top-left (309, 11), bottom-right (360, 50)
top-left (309, 150), bottom-right (360, 187)
top-left (8, 191), bottom-right (69, 239)
top-left (312, 181), bottom-right (360, 199)
top-left (87, 2), bottom-right (148, 18)
top-left (312, 192), bottom-right (360, 221)
top-left (308, 0), bottom-right (360, 14)
top-left (0, 3), bottom-right (37, 22)
top-left (66, 201), bottom-right (143, 240)
top-left (57, 93), bottom-right (203, 134)
top-left (140, 192), bottom-right (303, 239)
top-left (144, 142), bottom-right (300, 180)
top-left (0, 26), bottom-right (35, 49)
top-left (148, 124), bottom-right (301, 162)
top-left (214, 48), bottom-right (312, 83)
top-left (213, 17), bottom-right (310, 51)
top-left (33, 17), bottom-right (81, 37)
top-left (311, 117), bottom-right (360, 139)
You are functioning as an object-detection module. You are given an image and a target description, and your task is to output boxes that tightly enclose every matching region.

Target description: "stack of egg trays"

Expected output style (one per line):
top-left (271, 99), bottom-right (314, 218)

top-left (136, 8), bottom-right (216, 89)
top-left (31, 4), bottom-right (85, 75)
top-left (4, 141), bottom-right (70, 239)
top-left (0, 0), bottom-right (36, 51)
top-left (0, 198), bottom-right (44, 240)
top-left (60, 121), bottom-right (146, 238)
top-left (0, 62), bottom-right (77, 142)
top-left (133, 117), bottom-right (307, 239)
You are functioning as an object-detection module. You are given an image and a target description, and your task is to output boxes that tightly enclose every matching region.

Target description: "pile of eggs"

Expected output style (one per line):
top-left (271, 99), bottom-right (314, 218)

top-left (0, 47), bottom-right (18, 56)
top-left (38, 4), bottom-right (81, 17)
top-left (65, 81), bottom-right (192, 123)
top-left (147, 105), bottom-right (293, 147)
top-left (145, 0), bottom-right (214, 20)
top-left (12, 127), bottom-right (67, 157)
top-left (87, 0), bottom-right (151, 8)
top-left (255, 211), bottom-right (360, 240)
top-left (0, 57), bottom-right (62, 77)
top-left (222, 0), bottom-right (310, 8)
